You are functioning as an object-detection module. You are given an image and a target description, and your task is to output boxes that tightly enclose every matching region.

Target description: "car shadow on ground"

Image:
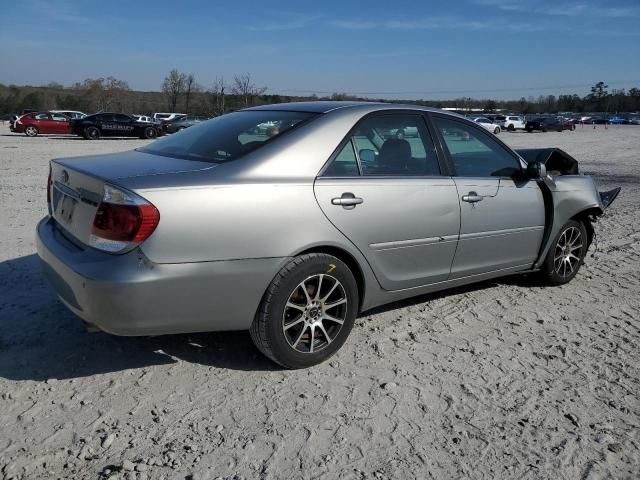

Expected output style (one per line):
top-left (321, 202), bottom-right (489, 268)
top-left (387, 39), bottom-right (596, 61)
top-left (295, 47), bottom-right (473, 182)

top-left (0, 254), bottom-right (536, 382)
top-left (0, 254), bottom-right (277, 382)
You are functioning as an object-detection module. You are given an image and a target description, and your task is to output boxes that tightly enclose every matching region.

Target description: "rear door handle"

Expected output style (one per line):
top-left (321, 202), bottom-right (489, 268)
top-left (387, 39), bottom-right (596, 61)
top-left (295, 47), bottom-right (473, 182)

top-left (461, 191), bottom-right (483, 203)
top-left (331, 192), bottom-right (363, 209)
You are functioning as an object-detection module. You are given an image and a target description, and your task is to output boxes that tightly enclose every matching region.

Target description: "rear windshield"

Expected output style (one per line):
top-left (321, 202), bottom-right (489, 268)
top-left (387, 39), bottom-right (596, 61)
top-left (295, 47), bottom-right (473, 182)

top-left (139, 110), bottom-right (317, 163)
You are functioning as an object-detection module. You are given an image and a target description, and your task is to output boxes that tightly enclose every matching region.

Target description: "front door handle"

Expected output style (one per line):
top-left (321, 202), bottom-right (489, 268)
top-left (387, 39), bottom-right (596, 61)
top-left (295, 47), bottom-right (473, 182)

top-left (461, 191), bottom-right (484, 203)
top-left (331, 192), bottom-right (363, 210)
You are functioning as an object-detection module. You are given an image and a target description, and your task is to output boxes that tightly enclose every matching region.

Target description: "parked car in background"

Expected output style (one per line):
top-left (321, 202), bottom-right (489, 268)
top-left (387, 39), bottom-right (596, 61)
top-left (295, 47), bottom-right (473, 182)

top-left (163, 115), bottom-right (210, 134)
top-left (50, 110), bottom-right (86, 120)
top-left (629, 117), bottom-right (640, 125)
top-left (133, 115), bottom-right (153, 123)
top-left (37, 101), bottom-right (621, 368)
top-left (558, 117), bottom-right (576, 131)
top-left (473, 116), bottom-right (501, 134)
top-left (607, 116), bottom-right (627, 124)
top-left (9, 115), bottom-right (20, 131)
top-left (525, 117), bottom-right (565, 132)
top-left (70, 113), bottom-right (162, 140)
top-left (501, 115), bottom-right (525, 131)
top-left (153, 112), bottom-right (186, 122)
top-left (13, 111), bottom-right (71, 136)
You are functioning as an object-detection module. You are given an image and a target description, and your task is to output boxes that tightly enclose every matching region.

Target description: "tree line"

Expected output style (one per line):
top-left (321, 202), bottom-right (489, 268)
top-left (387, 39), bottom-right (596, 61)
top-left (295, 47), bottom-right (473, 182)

top-left (1, 74), bottom-right (639, 116)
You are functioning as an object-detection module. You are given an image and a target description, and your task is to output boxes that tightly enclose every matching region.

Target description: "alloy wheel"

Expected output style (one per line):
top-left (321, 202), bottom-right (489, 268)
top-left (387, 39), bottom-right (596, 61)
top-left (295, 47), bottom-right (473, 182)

top-left (282, 274), bottom-right (348, 353)
top-left (554, 226), bottom-right (583, 278)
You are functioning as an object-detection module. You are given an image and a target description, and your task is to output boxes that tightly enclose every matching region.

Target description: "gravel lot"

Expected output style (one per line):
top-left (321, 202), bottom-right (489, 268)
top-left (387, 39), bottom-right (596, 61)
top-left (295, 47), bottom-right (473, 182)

top-left (1, 126), bottom-right (638, 480)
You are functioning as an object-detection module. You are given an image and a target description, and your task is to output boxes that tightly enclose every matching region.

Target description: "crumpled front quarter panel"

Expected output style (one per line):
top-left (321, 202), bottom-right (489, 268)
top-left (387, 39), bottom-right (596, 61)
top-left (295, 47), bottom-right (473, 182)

top-left (536, 175), bottom-right (604, 267)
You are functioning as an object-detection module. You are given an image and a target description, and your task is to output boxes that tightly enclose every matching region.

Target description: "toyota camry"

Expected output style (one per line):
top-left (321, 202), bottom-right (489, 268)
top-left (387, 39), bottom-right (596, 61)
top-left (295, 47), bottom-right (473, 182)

top-left (36, 102), bottom-right (620, 368)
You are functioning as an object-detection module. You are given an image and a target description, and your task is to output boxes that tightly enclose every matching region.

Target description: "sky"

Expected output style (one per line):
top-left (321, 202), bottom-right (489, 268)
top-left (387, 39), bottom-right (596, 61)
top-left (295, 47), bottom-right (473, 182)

top-left (1, 0), bottom-right (639, 100)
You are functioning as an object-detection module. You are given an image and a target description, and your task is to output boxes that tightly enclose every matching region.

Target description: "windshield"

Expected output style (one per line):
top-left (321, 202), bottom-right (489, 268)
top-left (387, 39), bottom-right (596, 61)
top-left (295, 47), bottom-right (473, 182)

top-left (139, 110), bottom-right (317, 163)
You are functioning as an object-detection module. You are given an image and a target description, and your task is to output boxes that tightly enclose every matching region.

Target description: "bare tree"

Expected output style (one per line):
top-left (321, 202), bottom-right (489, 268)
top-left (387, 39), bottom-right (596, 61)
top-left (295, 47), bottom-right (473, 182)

top-left (73, 77), bottom-right (130, 112)
top-left (162, 68), bottom-right (186, 112)
top-left (209, 76), bottom-right (226, 116)
top-left (231, 73), bottom-right (266, 107)
top-left (184, 74), bottom-right (196, 114)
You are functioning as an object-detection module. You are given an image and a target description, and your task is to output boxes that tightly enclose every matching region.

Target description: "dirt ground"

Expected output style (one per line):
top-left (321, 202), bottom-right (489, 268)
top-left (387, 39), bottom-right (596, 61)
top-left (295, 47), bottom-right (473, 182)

top-left (0, 125), bottom-right (638, 480)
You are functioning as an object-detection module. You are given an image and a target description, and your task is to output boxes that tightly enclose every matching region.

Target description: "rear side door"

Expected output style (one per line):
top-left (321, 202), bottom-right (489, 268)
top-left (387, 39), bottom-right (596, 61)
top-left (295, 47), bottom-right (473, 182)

top-left (96, 114), bottom-right (116, 136)
top-left (431, 114), bottom-right (545, 279)
top-left (50, 113), bottom-right (70, 134)
top-left (314, 112), bottom-right (460, 291)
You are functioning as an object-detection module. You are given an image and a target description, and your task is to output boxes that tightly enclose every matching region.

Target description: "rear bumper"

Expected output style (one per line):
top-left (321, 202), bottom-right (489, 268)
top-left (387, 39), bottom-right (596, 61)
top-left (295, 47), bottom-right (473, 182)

top-left (36, 217), bottom-right (285, 335)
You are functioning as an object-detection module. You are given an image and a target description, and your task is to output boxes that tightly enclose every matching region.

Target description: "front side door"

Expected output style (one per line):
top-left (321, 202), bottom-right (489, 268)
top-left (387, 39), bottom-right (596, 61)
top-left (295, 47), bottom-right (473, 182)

top-left (112, 114), bottom-right (135, 136)
top-left (32, 112), bottom-right (55, 133)
top-left (314, 113), bottom-right (460, 291)
top-left (431, 115), bottom-right (546, 279)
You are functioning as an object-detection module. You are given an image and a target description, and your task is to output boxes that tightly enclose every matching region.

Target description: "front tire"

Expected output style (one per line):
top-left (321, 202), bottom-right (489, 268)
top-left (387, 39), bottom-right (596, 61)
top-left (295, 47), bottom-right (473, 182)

top-left (24, 126), bottom-right (38, 137)
top-left (493, 127), bottom-right (500, 134)
top-left (250, 254), bottom-right (359, 369)
top-left (84, 126), bottom-right (100, 140)
top-left (539, 220), bottom-right (588, 285)
top-left (507, 124), bottom-right (515, 132)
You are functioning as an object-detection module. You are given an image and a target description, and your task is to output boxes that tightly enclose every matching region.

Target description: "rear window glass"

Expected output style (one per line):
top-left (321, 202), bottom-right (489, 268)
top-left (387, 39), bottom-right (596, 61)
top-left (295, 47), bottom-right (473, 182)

top-left (139, 111), bottom-right (317, 163)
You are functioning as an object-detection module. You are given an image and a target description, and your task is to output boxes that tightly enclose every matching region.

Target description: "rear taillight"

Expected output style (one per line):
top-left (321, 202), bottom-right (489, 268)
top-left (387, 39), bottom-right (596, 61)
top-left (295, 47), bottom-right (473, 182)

top-left (90, 185), bottom-right (160, 253)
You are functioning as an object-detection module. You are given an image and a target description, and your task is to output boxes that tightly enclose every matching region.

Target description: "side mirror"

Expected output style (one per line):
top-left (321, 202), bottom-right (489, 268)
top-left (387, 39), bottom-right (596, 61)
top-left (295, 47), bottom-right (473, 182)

top-left (359, 149), bottom-right (376, 163)
top-left (526, 161), bottom-right (547, 180)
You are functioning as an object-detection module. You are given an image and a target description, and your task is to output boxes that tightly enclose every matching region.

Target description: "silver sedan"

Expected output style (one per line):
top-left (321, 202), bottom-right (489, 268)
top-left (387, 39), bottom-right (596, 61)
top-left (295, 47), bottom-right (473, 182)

top-left (36, 102), bottom-right (620, 368)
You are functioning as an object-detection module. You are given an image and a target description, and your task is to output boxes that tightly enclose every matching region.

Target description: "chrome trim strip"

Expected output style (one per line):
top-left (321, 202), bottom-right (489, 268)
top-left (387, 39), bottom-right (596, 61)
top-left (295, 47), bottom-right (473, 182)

top-left (370, 235), bottom-right (458, 251)
top-left (459, 226), bottom-right (544, 241)
top-left (53, 181), bottom-right (80, 200)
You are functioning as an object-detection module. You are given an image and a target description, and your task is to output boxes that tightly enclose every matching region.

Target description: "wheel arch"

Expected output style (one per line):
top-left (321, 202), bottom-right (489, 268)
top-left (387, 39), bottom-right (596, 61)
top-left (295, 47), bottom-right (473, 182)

top-left (25, 125), bottom-right (39, 135)
top-left (294, 245), bottom-right (366, 312)
top-left (571, 206), bottom-right (603, 248)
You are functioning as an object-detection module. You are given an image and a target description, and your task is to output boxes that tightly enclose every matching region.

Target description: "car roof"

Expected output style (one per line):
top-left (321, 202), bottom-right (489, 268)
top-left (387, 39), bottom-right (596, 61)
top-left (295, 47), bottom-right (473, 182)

top-left (243, 100), bottom-right (459, 115)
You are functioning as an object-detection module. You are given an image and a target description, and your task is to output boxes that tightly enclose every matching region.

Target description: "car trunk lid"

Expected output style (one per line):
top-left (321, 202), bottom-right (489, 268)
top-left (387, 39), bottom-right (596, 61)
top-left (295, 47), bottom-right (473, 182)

top-left (50, 150), bottom-right (217, 246)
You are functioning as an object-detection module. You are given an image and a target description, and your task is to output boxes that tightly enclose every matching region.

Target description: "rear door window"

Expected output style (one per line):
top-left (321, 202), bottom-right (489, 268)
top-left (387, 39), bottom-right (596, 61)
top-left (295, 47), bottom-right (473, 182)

top-left (323, 141), bottom-right (359, 177)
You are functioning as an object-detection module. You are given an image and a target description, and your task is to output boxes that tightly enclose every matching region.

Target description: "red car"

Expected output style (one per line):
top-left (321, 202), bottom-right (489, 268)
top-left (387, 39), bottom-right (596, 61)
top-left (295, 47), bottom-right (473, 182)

top-left (14, 112), bottom-right (71, 137)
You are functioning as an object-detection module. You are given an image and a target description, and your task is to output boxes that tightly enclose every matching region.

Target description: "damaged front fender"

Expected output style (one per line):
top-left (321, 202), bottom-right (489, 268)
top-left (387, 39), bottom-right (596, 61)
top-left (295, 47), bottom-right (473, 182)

top-left (521, 148), bottom-right (621, 269)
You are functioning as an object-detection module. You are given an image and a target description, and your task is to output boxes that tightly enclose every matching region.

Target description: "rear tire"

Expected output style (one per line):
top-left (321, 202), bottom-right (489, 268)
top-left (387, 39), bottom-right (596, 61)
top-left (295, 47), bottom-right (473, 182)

top-left (24, 126), bottom-right (38, 137)
top-left (538, 220), bottom-right (588, 286)
top-left (493, 127), bottom-right (500, 134)
top-left (84, 126), bottom-right (100, 140)
top-left (143, 127), bottom-right (157, 139)
top-left (250, 254), bottom-right (359, 369)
